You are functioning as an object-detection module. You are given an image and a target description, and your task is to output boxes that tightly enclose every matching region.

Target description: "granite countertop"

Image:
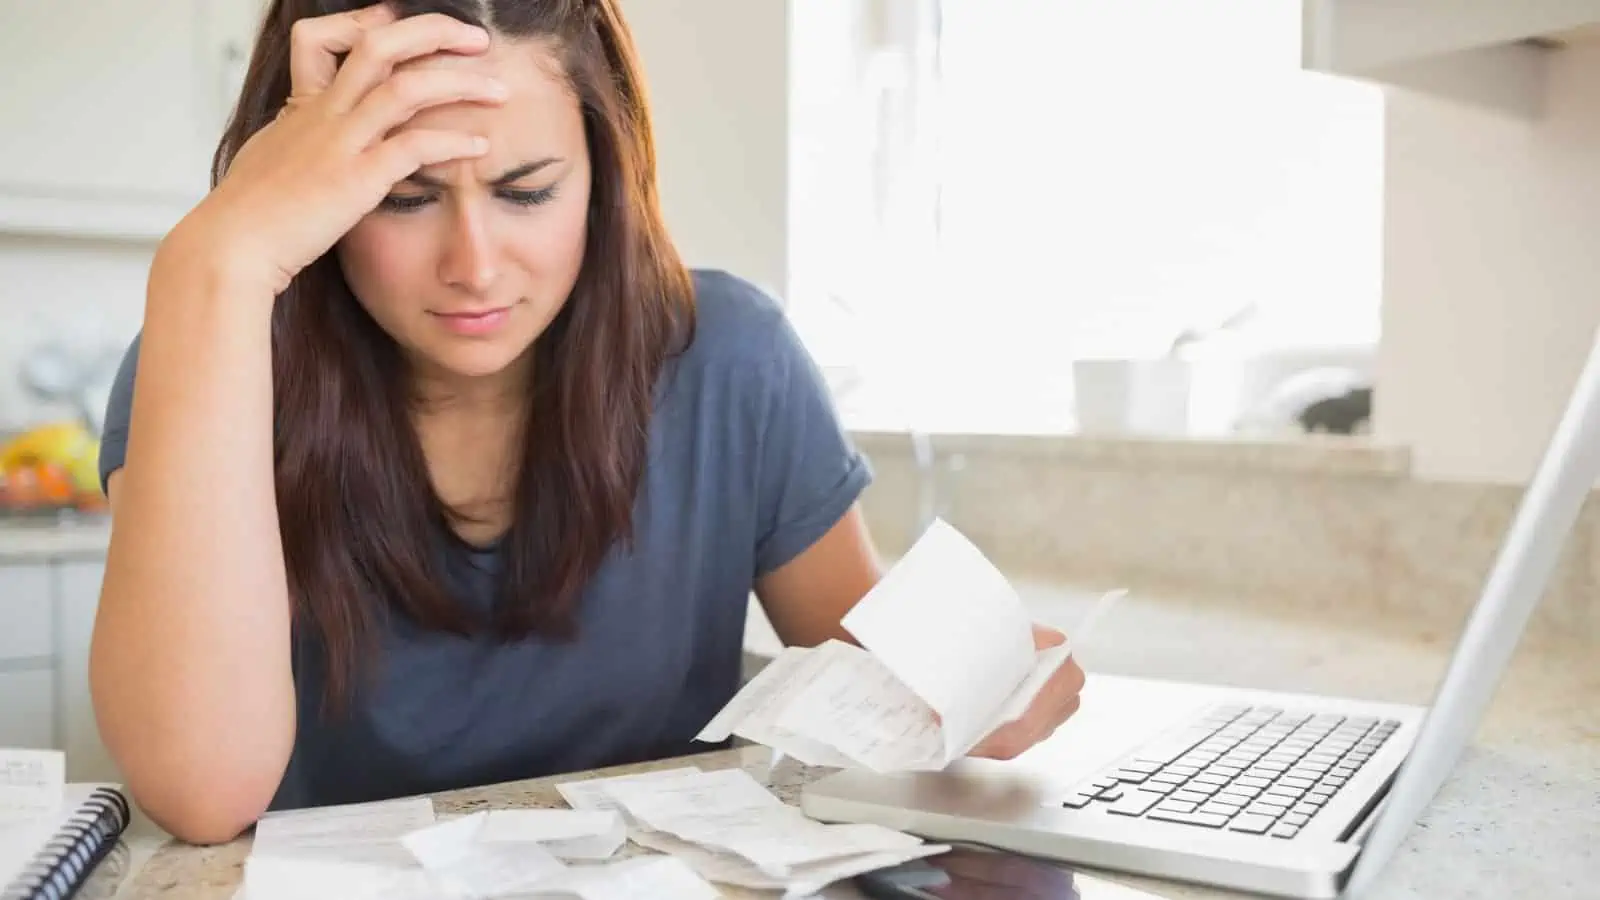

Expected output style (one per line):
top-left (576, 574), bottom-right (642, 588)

top-left (83, 586), bottom-right (1598, 900)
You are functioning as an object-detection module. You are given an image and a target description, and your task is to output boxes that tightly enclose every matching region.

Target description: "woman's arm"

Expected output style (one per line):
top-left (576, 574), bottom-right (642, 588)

top-left (92, 253), bottom-right (295, 845)
top-left (91, 8), bottom-right (504, 843)
top-left (753, 503), bottom-right (881, 648)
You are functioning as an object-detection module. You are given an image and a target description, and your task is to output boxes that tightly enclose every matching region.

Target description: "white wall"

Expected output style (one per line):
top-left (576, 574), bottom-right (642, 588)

top-left (1376, 39), bottom-right (1600, 483)
top-left (619, 0), bottom-right (791, 300)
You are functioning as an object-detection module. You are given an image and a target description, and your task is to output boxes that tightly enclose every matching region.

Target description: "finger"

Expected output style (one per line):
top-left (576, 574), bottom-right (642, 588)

top-left (1032, 623), bottom-right (1066, 650)
top-left (363, 129), bottom-right (490, 192)
top-left (345, 68), bottom-right (507, 149)
top-left (324, 13), bottom-right (492, 113)
top-left (288, 3), bottom-right (399, 96)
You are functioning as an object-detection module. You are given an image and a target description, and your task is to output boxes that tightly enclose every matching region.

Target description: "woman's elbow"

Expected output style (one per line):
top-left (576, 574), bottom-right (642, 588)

top-left (136, 774), bottom-right (278, 845)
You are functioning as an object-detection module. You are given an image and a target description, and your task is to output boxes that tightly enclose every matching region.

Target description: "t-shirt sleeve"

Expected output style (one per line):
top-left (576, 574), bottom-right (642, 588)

top-left (752, 300), bottom-right (874, 577)
top-left (97, 332), bottom-right (142, 495)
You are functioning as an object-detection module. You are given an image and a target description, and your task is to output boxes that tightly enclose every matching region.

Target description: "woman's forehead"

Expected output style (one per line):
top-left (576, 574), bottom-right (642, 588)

top-left (391, 39), bottom-right (584, 154)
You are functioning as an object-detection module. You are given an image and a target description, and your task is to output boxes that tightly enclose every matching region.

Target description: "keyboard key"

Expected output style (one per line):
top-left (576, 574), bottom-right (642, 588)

top-left (1255, 762), bottom-right (1290, 775)
top-left (1208, 765), bottom-right (1244, 779)
top-left (1292, 802), bottom-right (1321, 817)
top-left (1310, 788), bottom-right (1337, 801)
top-left (1200, 800), bottom-right (1244, 816)
top-left (1279, 776), bottom-right (1316, 790)
top-left (1097, 786), bottom-right (1125, 802)
top-left (1122, 761), bottom-right (1164, 775)
top-left (1303, 795), bottom-right (1328, 808)
top-left (1236, 776), bottom-right (1272, 789)
top-left (1192, 773), bottom-right (1230, 787)
top-left (1332, 766), bottom-right (1358, 778)
top-left (1187, 782), bottom-right (1222, 797)
top-left (1265, 786), bottom-right (1304, 802)
top-left (1271, 824), bottom-right (1302, 839)
top-left (1173, 789), bottom-right (1213, 804)
top-left (1149, 772), bottom-right (1188, 787)
top-left (1062, 793), bottom-right (1096, 809)
top-left (1106, 791), bottom-right (1166, 817)
top-left (1324, 775), bottom-right (1348, 787)
top-left (1166, 765), bottom-right (1202, 778)
top-left (1228, 814), bottom-right (1277, 834)
top-left (1188, 752), bottom-right (1222, 766)
top-left (1284, 812), bottom-right (1311, 827)
top-left (1141, 780), bottom-right (1179, 795)
top-left (1091, 778), bottom-right (1120, 792)
top-left (1148, 810), bottom-right (1229, 828)
top-left (1114, 770), bottom-right (1151, 785)
top-left (1156, 799), bottom-right (1199, 814)
top-left (1216, 789), bottom-right (1257, 805)
top-left (1247, 802), bottom-right (1289, 818)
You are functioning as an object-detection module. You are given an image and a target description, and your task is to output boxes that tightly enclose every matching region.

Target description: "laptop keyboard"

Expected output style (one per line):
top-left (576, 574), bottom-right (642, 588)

top-left (1062, 704), bottom-right (1401, 839)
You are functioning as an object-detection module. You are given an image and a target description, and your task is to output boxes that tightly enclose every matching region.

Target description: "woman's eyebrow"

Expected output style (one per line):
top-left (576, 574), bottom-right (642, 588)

top-left (406, 157), bottom-right (564, 189)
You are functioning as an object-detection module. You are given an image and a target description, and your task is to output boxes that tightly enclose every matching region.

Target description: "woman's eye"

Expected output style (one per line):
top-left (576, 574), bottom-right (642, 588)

top-left (378, 193), bottom-right (434, 213)
top-left (500, 186), bottom-right (558, 207)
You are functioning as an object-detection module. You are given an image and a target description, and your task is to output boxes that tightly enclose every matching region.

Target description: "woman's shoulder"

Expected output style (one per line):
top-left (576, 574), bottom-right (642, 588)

top-left (681, 268), bottom-right (797, 372)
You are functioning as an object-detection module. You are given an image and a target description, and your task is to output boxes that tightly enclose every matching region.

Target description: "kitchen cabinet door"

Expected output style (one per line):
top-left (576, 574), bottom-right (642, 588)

top-left (0, 563), bottom-right (54, 662)
top-left (0, 669), bottom-right (55, 750)
top-left (56, 560), bottom-right (118, 784)
top-left (0, 0), bottom-right (268, 241)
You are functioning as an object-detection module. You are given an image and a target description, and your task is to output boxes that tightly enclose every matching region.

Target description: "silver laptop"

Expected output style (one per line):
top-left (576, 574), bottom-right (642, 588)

top-left (802, 330), bottom-right (1600, 900)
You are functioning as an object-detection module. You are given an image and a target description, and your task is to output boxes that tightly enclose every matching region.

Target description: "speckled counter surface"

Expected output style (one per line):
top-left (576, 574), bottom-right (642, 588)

top-left (86, 585), bottom-right (1597, 899)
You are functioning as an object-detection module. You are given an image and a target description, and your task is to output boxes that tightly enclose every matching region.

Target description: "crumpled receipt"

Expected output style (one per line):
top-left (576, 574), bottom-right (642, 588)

top-left (699, 519), bottom-right (1122, 772)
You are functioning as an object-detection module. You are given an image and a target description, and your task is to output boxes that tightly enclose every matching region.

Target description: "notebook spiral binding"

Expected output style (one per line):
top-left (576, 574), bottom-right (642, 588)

top-left (2, 787), bottom-right (131, 900)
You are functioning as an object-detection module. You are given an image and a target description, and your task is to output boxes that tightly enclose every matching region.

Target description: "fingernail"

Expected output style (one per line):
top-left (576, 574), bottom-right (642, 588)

top-left (472, 136), bottom-right (490, 153)
top-left (486, 79), bottom-right (509, 99)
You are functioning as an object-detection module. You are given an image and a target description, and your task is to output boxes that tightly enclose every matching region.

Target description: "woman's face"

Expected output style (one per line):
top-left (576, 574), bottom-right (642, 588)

top-left (338, 38), bottom-right (592, 391)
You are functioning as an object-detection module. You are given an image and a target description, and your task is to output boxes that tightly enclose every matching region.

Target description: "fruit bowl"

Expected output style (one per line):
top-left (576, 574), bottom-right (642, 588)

top-left (0, 422), bottom-right (108, 520)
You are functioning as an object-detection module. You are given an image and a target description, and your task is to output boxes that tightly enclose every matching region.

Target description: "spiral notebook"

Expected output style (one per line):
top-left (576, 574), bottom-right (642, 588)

top-left (1, 783), bottom-right (132, 900)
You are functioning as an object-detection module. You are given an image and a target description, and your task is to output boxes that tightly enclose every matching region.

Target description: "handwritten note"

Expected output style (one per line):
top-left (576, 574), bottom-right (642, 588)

top-left (698, 519), bottom-right (1121, 772)
top-left (0, 748), bottom-right (65, 820)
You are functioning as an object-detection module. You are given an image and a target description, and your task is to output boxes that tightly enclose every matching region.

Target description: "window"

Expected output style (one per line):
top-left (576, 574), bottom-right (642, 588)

top-left (788, 0), bottom-right (1385, 434)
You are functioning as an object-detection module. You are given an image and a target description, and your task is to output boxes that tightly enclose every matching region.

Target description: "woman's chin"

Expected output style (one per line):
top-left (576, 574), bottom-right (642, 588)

top-left (415, 341), bottom-right (535, 386)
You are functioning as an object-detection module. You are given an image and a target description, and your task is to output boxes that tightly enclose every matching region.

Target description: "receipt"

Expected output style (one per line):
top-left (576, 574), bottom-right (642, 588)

top-left (478, 809), bottom-right (626, 860)
top-left (251, 796), bottom-right (436, 869)
top-left (631, 826), bottom-right (951, 899)
top-left (602, 768), bottom-right (926, 877)
top-left (555, 767), bottom-right (704, 816)
top-left (530, 855), bottom-right (720, 899)
top-left (242, 855), bottom-right (438, 900)
top-left (402, 812), bottom-right (566, 897)
top-left (840, 518), bottom-right (1038, 759)
top-left (0, 748), bottom-right (64, 820)
top-left (699, 520), bottom-right (1125, 773)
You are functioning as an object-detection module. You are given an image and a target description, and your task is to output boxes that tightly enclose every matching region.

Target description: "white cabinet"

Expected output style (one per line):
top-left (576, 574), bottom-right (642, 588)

top-left (1301, 0), bottom-right (1600, 117)
top-left (56, 560), bottom-right (116, 784)
top-left (0, 564), bottom-right (53, 661)
top-left (0, 670), bottom-right (55, 750)
top-left (0, 0), bottom-right (268, 241)
top-left (0, 551), bottom-right (117, 783)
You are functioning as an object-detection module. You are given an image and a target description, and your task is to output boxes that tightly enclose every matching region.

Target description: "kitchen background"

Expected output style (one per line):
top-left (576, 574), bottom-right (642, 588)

top-left (2, 0), bottom-right (1599, 788)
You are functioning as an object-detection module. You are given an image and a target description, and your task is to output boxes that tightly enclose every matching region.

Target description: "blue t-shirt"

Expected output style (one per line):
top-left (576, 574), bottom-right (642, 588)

top-left (96, 269), bottom-right (872, 811)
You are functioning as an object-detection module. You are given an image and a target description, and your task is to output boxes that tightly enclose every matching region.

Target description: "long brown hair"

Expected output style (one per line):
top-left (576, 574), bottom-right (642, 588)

top-left (215, 0), bottom-right (695, 711)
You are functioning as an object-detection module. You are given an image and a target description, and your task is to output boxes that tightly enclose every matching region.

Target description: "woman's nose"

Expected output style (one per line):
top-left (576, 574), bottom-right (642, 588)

top-left (438, 203), bottom-right (499, 294)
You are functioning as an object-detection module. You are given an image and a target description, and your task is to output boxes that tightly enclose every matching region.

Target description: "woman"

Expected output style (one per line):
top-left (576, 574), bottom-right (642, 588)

top-left (90, 0), bottom-right (1086, 845)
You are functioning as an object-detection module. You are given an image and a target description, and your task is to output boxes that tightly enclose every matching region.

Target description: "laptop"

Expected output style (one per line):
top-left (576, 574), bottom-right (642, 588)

top-left (801, 330), bottom-right (1600, 900)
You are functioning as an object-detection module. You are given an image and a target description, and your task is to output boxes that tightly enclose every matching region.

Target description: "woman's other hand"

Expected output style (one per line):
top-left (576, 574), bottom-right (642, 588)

top-left (171, 4), bottom-right (505, 297)
top-left (967, 625), bottom-right (1086, 761)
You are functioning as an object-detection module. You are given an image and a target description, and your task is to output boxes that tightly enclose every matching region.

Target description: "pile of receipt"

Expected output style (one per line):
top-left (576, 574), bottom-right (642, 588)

top-left (237, 764), bottom-right (945, 899)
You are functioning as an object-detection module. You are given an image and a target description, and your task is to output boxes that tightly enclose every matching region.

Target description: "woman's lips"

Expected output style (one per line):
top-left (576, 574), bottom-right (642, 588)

top-left (430, 306), bottom-right (512, 336)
